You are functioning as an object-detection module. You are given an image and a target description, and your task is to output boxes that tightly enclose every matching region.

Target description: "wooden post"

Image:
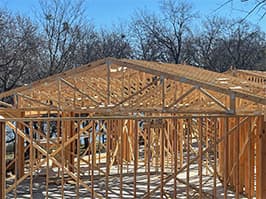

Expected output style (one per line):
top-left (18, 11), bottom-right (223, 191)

top-left (256, 116), bottom-right (266, 198)
top-left (248, 117), bottom-right (252, 198)
top-left (30, 121), bottom-right (33, 198)
top-left (46, 114), bottom-right (50, 198)
top-left (147, 126), bottom-right (151, 198)
top-left (91, 120), bottom-right (95, 199)
top-left (134, 120), bottom-right (138, 199)
top-left (17, 112), bottom-right (25, 179)
top-left (199, 118), bottom-right (203, 199)
top-left (213, 118), bottom-right (217, 198)
top-left (161, 76), bottom-right (165, 111)
top-left (235, 117), bottom-right (240, 199)
top-left (0, 121), bottom-right (6, 199)
top-left (106, 120), bottom-right (111, 198)
top-left (229, 93), bottom-right (236, 114)
top-left (160, 125), bottom-right (165, 199)
top-left (107, 60), bottom-right (111, 105)
top-left (224, 117), bottom-right (228, 199)
top-left (186, 119), bottom-right (190, 198)
top-left (173, 119), bottom-right (177, 199)
top-left (63, 112), bottom-right (74, 172)
top-left (76, 120), bottom-right (81, 198)
top-left (120, 120), bottom-right (123, 198)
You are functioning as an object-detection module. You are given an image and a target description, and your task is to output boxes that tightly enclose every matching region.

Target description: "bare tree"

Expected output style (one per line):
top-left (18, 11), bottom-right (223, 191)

top-left (75, 26), bottom-right (99, 64)
top-left (193, 17), bottom-right (266, 71)
top-left (222, 21), bottom-right (264, 70)
top-left (192, 17), bottom-right (228, 71)
top-left (0, 10), bottom-right (39, 93)
top-left (131, 0), bottom-right (196, 64)
top-left (77, 27), bottom-right (133, 64)
top-left (36, 0), bottom-right (87, 77)
top-left (220, 0), bottom-right (266, 20)
top-left (95, 29), bottom-right (133, 59)
top-left (130, 12), bottom-right (168, 61)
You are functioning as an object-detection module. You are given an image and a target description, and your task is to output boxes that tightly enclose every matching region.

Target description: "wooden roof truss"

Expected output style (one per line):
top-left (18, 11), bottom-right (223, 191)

top-left (0, 58), bottom-right (265, 116)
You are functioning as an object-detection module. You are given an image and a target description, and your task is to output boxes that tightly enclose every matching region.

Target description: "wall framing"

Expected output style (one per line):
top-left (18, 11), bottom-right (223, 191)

top-left (0, 58), bottom-right (265, 198)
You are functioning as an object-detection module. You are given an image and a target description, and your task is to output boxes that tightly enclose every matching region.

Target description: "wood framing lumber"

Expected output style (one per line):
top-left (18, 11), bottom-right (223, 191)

top-left (256, 116), bottom-right (266, 198)
top-left (0, 121), bottom-right (5, 199)
top-left (166, 86), bottom-right (197, 110)
top-left (198, 87), bottom-right (229, 112)
top-left (60, 78), bottom-right (100, 105)
top-left (109, 58), bottom-right (266, 105)
top-left (0, 58), bottom-right (107, 99)
top-left (17, 112), bottom-right (25, 178)
top-left (113, 77), bottom-right (159, 108)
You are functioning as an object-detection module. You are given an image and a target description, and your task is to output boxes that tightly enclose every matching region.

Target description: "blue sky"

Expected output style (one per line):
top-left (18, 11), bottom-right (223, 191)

top-left (1, 0), bottom-right (265, 30)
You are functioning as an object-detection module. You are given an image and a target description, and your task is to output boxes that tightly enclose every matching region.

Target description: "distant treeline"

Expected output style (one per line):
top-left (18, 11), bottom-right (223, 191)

top-left (1, 0), bottom-right (266, 94)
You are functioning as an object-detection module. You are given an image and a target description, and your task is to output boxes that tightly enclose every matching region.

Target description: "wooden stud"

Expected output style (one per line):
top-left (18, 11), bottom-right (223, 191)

top-left (161, 76), bottom-right (165, 111)
top-left (224, 117), bottom-right (228, 199)
top-left (160, 125), bottom-right (165, 198)
top-left (105, 120), bottom-right (110, 198)
top-left (120, 120), bottom-right (123, 198)
top-left (91, 120), bottom-right (95, 199)
top-left (199, 118), bottom-right (203, 199)
top-left (77, 120), bottom-right (81, 198)
top-left (58, 79), bottom-right (65, 198)
top-left (256, 116), bottom-right (266, 198)
top-left (107, 60), bottom-right (111, 105)
top-left (173, 119), bottom-right (177, 199)
top-left (147, 126), bottom-right (151, 198)
top-left (205, 117), bottom-right (209, 176)
top-left (46, 113), bottom-right (50, 199)
top-left (134, 120), bottom-right (138, 198)
top-left (248, 117), bottom-right (252, 198)
top-left (0, 121), bottom-right (6, 199)
top-left (17, 112), bottom-right (25, 179)
top-left (186, 119), bottom-right (190, 198)
top-left (229, 93), bottom-right (236, 114)
top-left (213, 118), bottom-right (217, 198)
top-left (30, 121), bottom-right (33, 198)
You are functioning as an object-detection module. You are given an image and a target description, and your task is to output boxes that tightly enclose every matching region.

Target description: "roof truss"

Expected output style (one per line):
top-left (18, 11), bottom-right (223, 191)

top-left (0, 58), bottom-right (265, 116)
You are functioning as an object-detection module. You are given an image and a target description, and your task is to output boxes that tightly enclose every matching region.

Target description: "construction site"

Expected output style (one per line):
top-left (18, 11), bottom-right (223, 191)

top-left (0, 57), bottom-right (265, 198)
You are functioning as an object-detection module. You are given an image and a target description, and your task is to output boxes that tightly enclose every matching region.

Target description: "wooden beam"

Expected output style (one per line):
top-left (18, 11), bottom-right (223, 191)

top-left (186, 119), bottom-right (191, 198)
top-left (160, 125), bottom-right (165, 198)
top-left (161, 76), bottom-right (165, 111)
top-left (76, 120), bottom-right (81, 198)
top-left (166, 86), bottom-right (197, 110)
top-left (17, 93), bottom-right (57, 108)
top-left (60, 78), bottom-right (100, 105)
top-left (229, 93), bottom-right (236, 114)
top-left (113, 77), bottom-right (159, 108)
top-left (198, 87), bottom-right (229, 112)
top-left (256, 116), bottom-right (266, 198)
top-left (213, 118), bottom-right (217, 198)
top-left (0, 100), bottom-right (13, 108)
top-left (0, 58), bottom-right (106, 99)
top-left (107, 60), bottom-right (111, 105)
top-left (0, 121), bottom-right (5, 199)
top-left (235, 117), bottom-right (240, 199)
top-left (30, 121), bottom-right (33, 198)
top-left (147, 127), bottom-right (151, 198)
top-left (17, 112), bottom-right (25, 179)
top-left (134, 120), bottom-right (138, 198)
top-left (198, 118), bottom-right (203, 199)
top-left (223, 117), bottom-right (228, 199)
top-left (106, 120), bottom-right (111, 198)
top-left (173, 119), bottom-right (177, 199)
